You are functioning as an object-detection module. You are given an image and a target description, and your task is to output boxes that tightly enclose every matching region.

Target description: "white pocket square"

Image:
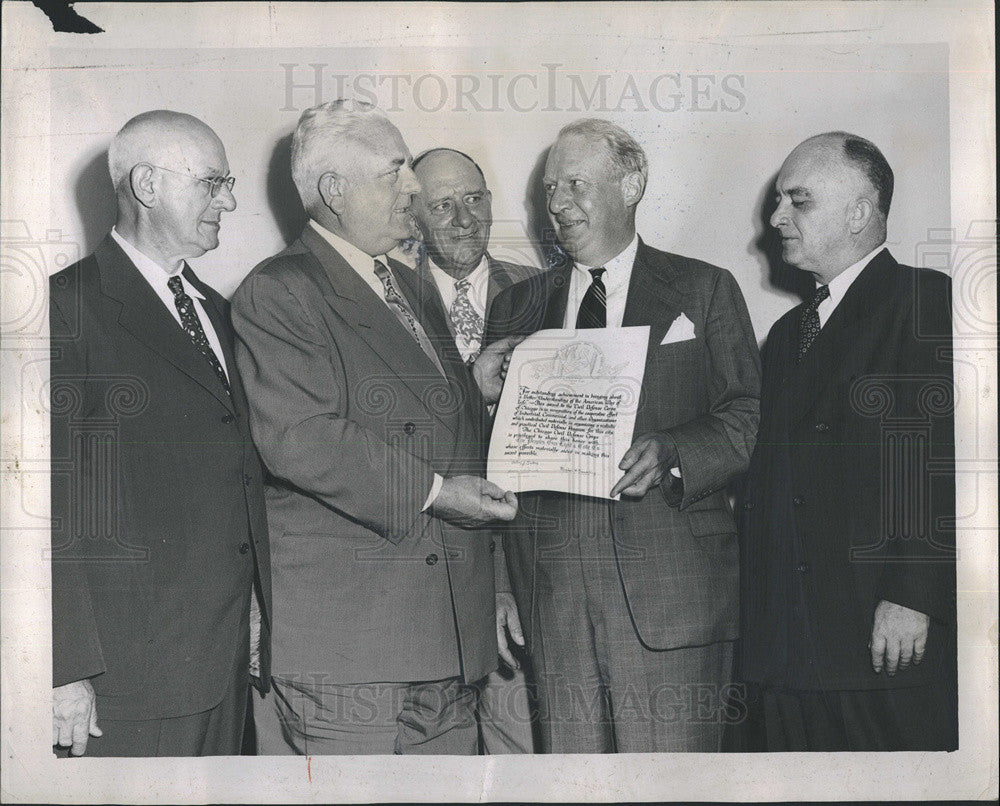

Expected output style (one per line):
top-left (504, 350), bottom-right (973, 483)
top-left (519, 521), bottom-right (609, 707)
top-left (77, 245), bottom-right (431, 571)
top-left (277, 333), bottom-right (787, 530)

top-left (660, 312), bottom-right (696, 345)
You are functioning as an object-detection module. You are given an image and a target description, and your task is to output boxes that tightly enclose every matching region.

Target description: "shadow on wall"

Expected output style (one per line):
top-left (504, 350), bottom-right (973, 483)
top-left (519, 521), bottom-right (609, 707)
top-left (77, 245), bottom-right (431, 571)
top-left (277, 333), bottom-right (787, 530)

top-left (267, 132), bottom-right (306, 245)
top-left (73, 148), bottom-right (117, 255)
top-left (522, 145), bottom-right (570, 272)
top-left (751, 171), bottom-right (814, 306)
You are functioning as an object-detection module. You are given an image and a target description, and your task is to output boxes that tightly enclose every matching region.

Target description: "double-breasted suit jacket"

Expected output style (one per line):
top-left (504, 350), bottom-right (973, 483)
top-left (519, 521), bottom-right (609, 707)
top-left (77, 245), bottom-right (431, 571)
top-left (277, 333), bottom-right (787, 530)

top-left (230, 224), bottom-right (499, 686)
top-left (486, 239), bottom-right (761, 651)
top-left (49, 234), bottom-right (271, 721)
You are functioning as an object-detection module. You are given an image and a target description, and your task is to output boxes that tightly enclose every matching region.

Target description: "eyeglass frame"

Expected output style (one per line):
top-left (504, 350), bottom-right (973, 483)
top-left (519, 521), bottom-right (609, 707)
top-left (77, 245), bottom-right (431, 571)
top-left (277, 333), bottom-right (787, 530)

top-left (139, 163), bottom-right (236, 198)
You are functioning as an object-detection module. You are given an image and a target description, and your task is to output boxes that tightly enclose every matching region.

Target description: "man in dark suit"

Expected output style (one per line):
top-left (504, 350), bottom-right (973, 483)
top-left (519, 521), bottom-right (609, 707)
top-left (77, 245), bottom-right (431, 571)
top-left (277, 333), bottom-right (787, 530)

top-left (737, 132), bottom-right (956, 750)
top-left (486, 118), bottom-right (761, 752)
top-left (230, 100), bottom-right (518, 755)
top-left (410, 147), bottom-right (541, 754)
top-left (50, 110), bottom-right (270, 756)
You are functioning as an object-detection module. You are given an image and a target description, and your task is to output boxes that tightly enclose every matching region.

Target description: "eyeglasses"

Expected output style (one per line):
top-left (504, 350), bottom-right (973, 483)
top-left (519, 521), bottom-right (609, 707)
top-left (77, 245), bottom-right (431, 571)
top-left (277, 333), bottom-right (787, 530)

top-left (143, 164), bottom-right (236, 197)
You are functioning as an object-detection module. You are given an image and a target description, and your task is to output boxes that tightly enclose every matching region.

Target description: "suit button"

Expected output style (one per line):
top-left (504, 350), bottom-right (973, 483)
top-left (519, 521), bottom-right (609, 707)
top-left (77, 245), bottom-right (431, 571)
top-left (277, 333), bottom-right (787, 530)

top-left (239, 542), bottom-right (250, 555)
top-left (222, 414), bottom-right (235, 424)
top-left (795, 562), bottom-right (810, 573)
top-left (742, 501), bottom-right (754, 510)
top-left (814, 421), bottom-right (830, 433)
top-left (403, 422), bottom-right (416, 435)
top-left (244, 474), bottom-right (253, 486)
top-left (489, 540), bottom-right (496, 554)
top-left (425, 553), bottom-right (438, 566)
top-left (56, 275), bottom-right (68, 287)
top-left (792, 495), bottom-right (805, 506)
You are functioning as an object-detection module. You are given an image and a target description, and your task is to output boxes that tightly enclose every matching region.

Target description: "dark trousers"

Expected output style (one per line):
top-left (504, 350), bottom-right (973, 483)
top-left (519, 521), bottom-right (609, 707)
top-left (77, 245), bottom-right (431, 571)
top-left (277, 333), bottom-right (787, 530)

top-left (529, 527), bottom-right (735, 753)
top-left (734, 682), bottom-right (958, 751)
top-left (82, 672), bottom-right (250, 757)
top-left (254, 674), bottom-right (481, 755)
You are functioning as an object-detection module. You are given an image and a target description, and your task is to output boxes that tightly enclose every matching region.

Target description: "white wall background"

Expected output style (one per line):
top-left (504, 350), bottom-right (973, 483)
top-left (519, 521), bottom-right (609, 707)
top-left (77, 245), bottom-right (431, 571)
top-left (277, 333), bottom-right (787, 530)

top-left (46, 35), bottom-right (949, 341)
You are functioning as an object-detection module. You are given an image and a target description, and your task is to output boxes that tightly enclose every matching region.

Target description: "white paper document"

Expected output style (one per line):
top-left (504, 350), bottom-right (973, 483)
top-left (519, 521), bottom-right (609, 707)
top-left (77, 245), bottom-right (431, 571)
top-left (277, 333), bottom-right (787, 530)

top-left (488, 326), bottom-right (649, 500)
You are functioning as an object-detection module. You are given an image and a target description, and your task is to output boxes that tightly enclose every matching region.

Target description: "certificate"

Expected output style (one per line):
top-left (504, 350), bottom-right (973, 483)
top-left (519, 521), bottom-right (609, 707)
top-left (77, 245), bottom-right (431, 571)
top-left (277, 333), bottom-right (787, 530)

top-left (487, 326), bottom-right (649, 500)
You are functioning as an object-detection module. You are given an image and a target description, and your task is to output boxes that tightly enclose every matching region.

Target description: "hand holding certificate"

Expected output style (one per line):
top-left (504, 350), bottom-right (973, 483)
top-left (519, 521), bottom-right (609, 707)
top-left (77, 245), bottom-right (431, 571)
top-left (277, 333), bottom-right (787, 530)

top-left (487, 326), bottom-right (649, 500)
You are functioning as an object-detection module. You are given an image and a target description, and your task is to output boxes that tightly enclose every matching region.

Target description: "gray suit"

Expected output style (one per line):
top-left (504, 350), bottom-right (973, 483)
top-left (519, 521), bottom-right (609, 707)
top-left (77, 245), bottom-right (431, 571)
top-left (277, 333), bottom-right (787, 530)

top-left (486, 240), bottom-right (761, 752)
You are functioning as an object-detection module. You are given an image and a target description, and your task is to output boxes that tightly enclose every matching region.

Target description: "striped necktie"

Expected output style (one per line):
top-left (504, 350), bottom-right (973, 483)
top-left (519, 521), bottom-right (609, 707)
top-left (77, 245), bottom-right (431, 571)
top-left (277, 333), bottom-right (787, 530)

top-left (576, 267), bottom-right (607, 329)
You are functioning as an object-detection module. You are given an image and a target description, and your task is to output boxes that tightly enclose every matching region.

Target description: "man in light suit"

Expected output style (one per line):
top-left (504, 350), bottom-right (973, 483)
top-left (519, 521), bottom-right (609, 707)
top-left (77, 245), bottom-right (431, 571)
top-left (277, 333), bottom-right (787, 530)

top-left (486, 118), bottom-right (761, 752)
top-left (737, 132), bottom-right (956, 750)
top-left (410, 147), bottom-right (541, 753)
top-left (50, 110), bottom-right (270, 756)
top-left (230, 100), bottom-right (518, 755)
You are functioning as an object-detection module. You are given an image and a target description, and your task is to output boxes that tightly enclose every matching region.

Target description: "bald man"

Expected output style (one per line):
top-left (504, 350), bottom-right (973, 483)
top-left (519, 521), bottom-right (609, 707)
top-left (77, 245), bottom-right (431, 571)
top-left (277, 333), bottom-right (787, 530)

top-left (410, 147), bottom-right (540, 754)
top-left (736, 133), bottom-right (956, 750)
top-left (49, 111), bottom-right (270, 756)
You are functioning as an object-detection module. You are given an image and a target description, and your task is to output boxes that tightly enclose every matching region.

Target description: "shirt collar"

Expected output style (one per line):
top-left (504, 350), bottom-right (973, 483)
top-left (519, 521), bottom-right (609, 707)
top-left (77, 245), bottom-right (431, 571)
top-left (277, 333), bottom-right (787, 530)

top-left (428, 253), bottom-right (490, 289)
top-left (110, 227), bottom-right (204, 299)
top-left (822, 242), bottom-right (887, 301)
top-left (309, 219), bottom-right (388, 276)
top-left (573, 233), bottom-right (639, 289)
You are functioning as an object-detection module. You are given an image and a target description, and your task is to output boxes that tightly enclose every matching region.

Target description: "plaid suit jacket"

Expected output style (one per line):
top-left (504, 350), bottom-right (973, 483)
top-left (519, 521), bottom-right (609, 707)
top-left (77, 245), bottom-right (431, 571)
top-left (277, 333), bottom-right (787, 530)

top-left (486, 239), bottom-right (761, 650)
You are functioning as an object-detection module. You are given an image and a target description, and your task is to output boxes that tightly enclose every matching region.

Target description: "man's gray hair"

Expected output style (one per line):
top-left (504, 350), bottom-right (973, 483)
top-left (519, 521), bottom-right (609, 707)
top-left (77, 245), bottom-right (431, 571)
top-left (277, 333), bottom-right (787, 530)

top-left (290, 98), bottom-right (390, 211)
top-left (557, 118), bottom-right (649, 183)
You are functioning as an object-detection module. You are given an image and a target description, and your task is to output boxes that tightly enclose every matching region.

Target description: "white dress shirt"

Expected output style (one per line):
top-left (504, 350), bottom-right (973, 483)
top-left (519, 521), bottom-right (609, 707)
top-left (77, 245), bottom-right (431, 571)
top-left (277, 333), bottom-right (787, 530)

top-left (428, 254), bottom-right (491, 362)
top-left (309, 219), bottom-right (444, 509)
top-left (111, 227), bottom-right (228, 378)
top-left (818, 243), bottom-right (886, 327)
top-left (562, 233), bottom-right (639, 329)
top-left (561, 233), bottom-right (680, 480)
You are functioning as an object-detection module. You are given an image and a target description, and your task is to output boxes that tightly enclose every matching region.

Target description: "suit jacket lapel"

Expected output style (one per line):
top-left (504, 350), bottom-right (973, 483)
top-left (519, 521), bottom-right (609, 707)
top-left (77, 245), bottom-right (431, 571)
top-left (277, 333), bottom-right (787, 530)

top-left (541, 264), bottom-right (573, 330)
top-left (300, 226), bottom-right (459, 437)
top-left (485, 254), bottom-right (516, 317)
top-left (786, 248), bottom-right (896, 429)
top-left (622, 239), bottom-right (685, 345)
top-left (96, 236), bottom-right (233, 412)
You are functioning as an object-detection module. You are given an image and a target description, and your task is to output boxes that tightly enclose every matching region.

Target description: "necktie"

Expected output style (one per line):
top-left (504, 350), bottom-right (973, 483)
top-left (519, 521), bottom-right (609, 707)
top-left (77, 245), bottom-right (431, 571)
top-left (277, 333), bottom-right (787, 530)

top-left (797, 284), bottom-right (830, 362)
top-left (576, 267), bottom-right (607, 329)
top-left (373, 259), bottom-right (445, 376)
top-left (167, 275), bottom-right (230, 394)
top-left (450, 278), bottom-right (485, 363)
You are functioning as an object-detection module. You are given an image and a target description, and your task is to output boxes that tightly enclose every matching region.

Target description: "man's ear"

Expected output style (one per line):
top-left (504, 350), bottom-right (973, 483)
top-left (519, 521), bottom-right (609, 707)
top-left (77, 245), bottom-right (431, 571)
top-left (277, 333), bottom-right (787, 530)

top-left (318, 171), bottom-right (346, 215)
top-left (622, 171), bottom-right (645, 208)
top-left (849, 196), bottom-right (875, 235)
top-left (129, 164), bottom-right (157, 209)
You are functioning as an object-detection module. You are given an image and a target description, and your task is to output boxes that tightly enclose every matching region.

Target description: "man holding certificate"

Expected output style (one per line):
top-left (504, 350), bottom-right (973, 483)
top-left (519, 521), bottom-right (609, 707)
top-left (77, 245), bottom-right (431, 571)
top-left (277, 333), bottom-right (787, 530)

top-left (485, 118), bottom-right (761, 752)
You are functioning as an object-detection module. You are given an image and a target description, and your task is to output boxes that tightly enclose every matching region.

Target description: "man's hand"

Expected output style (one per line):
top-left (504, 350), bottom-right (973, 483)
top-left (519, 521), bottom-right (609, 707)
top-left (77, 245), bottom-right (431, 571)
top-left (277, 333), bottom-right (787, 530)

top-left (53, 679), bottom-right (101, 756)
top-left (496, 591), bottom-right (525, 670)
top-left (870, 599), bottom-right (930, 676)
top-left (610, 432), bottom-right (679, 499)
top-left (430, 475), bottom-right (518, 527)
top-left (472, 335), bottom-right (525, 405)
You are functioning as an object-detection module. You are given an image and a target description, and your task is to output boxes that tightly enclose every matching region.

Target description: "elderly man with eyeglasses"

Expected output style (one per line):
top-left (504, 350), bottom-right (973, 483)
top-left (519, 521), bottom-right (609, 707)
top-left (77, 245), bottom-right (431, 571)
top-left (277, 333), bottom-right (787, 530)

top-left (49, 110), bottom-right (271, 756)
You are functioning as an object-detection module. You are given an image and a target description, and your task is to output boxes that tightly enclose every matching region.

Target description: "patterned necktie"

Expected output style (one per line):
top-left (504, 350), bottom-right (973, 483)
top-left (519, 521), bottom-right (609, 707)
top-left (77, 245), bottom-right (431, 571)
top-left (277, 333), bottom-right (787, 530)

top-left (167, 275), bottom-right (230, 394)
top-left (798, 284), bottom-right (831, 362)
top-left (576, 267), bottom-right (607, 329)
top-left (450, 278), bottom-right (485, 363)
top-left (373, 259), bottom-right (445, 376)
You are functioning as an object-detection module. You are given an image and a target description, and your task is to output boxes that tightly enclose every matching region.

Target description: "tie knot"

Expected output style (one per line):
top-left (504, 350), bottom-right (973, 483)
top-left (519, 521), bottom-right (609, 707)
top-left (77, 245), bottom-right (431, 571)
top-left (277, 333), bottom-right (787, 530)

top-left (809, 284), bottom-right (830, 308)
top-left (455, 278), bottom-right (472, 293)
top-left (167, 275), bottom-right (184, 298)
top-left (373, 259), bottom-right (390, 281)
top-left (589, 267), bottom-right (606, 283)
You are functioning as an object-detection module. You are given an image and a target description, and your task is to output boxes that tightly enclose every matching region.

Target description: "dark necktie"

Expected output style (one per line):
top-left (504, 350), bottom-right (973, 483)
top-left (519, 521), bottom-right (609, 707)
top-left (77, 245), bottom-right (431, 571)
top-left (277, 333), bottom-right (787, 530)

top-left (373, 259), bottom-right (445, 376)
top-left (450, 278), bottom-right (485, 363)
top-left (575, 267), bottom-right (607, 329)
top-left (167, 275), bottom-right (230, 394)
top-left (798, 284), bottom-right (831, 362)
